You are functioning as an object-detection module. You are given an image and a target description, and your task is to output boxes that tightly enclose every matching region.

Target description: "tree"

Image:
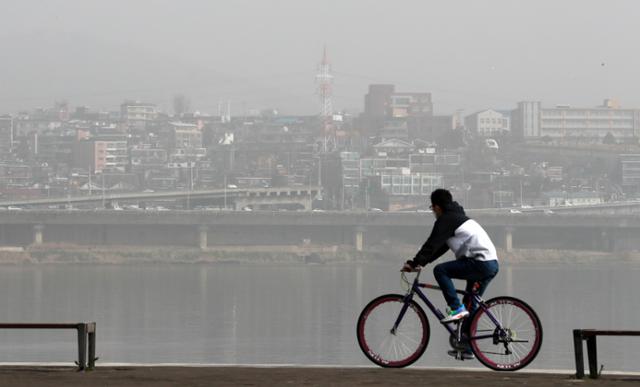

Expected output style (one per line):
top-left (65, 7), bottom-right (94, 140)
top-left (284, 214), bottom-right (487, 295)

top-left (436, 127), bottom-right (466, 149)
top-left (603, 132), bottom-right (616, 145)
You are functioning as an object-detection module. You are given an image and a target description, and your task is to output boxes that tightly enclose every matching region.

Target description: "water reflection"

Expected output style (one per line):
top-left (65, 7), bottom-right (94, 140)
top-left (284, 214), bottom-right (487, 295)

top-left (0, 263), bottom-right (636, 371)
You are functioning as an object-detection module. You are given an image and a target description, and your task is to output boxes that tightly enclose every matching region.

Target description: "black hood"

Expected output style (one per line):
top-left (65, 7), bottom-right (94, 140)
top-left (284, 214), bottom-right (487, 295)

top-left (443, 201), bottom-right (466, 215)
top-left (412, 200), bottom-right (470, 266)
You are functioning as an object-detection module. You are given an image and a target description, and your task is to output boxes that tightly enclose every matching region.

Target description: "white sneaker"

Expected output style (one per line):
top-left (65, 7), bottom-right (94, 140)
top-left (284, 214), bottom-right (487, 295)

top-left (440, 306), bottom-right (469, 323)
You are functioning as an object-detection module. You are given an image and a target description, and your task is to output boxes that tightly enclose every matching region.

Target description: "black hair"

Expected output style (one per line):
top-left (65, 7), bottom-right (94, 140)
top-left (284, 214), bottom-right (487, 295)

top-left (430, 188), bottom-right (452, 208)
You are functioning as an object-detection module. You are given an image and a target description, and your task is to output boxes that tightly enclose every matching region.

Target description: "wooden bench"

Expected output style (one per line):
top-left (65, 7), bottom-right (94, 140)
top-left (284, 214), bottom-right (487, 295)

top-left (573, 329), bottom-right (640, 379)
top-left (0, 322), bottom-right (96, 370)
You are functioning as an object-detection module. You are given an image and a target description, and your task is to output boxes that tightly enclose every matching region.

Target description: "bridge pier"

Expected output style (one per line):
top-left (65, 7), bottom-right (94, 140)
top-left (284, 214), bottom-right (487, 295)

top-left (354, 227), bottom-right (366, 252)
top-left (504, 226), bottom-right (514, 252)
top-left (302, 196), bottom-right (312, 211)
top-left (33, 224), bottom-right (44, 245)
top-left (601, 228), bottom-right (615, 252)
top-left (198, 225), bottom-right (209, 250)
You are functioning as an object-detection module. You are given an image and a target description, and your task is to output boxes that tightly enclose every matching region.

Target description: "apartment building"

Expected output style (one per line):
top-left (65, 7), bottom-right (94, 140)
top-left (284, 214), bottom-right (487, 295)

top-left (512, 100), bottom-right (640, 142)
top-left (75, 137), bottom-right (128, 173)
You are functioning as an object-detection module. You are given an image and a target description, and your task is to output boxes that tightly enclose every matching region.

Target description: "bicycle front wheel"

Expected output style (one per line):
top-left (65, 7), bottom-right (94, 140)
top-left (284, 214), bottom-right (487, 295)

top-left (469, 296), bottom-right (543, 371)
top-left (356, 294), bottom-right (430, 368)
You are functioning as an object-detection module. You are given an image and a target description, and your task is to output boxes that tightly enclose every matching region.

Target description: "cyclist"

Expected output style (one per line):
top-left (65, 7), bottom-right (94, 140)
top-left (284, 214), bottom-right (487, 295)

top-left (401, 188), bottom-right (499, 360)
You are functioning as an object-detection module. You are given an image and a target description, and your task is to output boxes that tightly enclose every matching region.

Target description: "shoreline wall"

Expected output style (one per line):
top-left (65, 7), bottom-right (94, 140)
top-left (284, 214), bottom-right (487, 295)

top-left (0, 244), bottom-right (639, 265)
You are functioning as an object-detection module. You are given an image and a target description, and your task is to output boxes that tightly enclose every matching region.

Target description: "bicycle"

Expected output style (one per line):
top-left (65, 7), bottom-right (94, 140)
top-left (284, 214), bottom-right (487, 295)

top-left (356, 269), bottom-right (543, 371)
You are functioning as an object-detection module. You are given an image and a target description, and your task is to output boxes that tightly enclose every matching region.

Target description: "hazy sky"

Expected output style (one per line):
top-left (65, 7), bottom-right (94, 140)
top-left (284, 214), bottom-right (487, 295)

top-left (0, 0), bottom-right (638, 116)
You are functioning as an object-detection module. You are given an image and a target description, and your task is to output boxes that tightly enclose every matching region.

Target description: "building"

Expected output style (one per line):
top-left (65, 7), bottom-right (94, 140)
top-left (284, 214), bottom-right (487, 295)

top-left (12, 114), bottom-right (63, 136)
top-left (0, 163), bottom-right (32, 188)
top-left (170, 122), bottom-right (202, 149)
top-left (372, 139), bottom-right (415, 156)
top-left (378, 168), bottom-right (443, 210)
top-left (74, 137), bottom-right (128, 173)
top-left (545, 166), bottom-right (564, 182)
top-left (379, 121), bottom-right (409, 140)
top-left (0, 115), bottom-right (14, 157)
top-left (543, 191), bottom-right (603, 207)
top-left (389, 92), bottom-right (432, 119)
top-left (465, 109), bottom-right (510, 137)
top-left (361, 84), bottom-right (433, 138)
top-left (32, 130), bottom-right (77, 167)
top-left (121, 101), bottom-right (158, 129)
top-left (409, 152), bottom-right (461, 174)
top-left (340, 151), bottom-right (360, 192)
top-left (130, 146), bottom-right (168, 172)
top-left (512, 100), bottom-right (640, 142)
top-left (360, 157), bottom-right (409, 178)
top-left (364, 84), bottom-right (396, 118)
top-left (380, 170), bottom-right (443, 196)
top-left (620, 154), bottom-right (640, 192)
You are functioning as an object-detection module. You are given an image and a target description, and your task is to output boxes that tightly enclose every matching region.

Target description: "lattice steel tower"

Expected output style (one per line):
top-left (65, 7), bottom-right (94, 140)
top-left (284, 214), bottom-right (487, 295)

top-left (316, 46), bottom-right (333, 118)
top-left (316, 46), bottom-right (334, 152)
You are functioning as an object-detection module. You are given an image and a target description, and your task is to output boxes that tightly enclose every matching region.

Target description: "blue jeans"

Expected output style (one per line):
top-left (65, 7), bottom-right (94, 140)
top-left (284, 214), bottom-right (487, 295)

top-left (433, 258), bottom-right (499, 311)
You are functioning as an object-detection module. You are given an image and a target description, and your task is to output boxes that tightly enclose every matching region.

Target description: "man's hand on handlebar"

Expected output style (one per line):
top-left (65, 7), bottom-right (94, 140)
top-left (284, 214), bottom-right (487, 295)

top-left (401, 260), bottom-right (422, 272)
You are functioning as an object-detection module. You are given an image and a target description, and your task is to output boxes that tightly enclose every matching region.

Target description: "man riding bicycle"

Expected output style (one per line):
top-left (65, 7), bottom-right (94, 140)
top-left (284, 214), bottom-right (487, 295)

top-left (401, 188), bottom-right (499, 360)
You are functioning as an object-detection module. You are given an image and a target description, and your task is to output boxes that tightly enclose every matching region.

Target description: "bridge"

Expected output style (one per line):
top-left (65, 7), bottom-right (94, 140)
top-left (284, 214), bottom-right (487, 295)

top-left (0, 208), bottom-right (638, 253)
top-left (0, 186), bottom-right (321, 211)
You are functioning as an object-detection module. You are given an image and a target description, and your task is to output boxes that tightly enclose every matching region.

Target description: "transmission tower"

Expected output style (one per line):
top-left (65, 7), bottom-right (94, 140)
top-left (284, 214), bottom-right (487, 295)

top-left (316, 46), bottom-right (334, 151)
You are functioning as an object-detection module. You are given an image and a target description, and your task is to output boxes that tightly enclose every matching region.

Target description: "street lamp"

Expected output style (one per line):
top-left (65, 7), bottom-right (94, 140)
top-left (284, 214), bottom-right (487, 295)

top-left (224, 174), bottom-right (227, 210)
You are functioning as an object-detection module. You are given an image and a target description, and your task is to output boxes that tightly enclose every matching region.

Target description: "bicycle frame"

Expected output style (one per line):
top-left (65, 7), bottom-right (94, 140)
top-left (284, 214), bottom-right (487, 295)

top-left (393, 271), bottom-right (503, 342)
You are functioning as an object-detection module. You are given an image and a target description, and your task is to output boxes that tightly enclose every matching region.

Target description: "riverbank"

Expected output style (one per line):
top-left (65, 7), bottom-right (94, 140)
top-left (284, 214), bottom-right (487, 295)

top-left (0, 366), bottom-right (637, 387)
top-left (0, 244), bottom-right (639, 264)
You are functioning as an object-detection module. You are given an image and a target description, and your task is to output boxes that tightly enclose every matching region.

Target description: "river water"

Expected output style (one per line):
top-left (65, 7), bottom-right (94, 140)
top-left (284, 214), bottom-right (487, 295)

top-left (0, 262), bottom-right (637, 372)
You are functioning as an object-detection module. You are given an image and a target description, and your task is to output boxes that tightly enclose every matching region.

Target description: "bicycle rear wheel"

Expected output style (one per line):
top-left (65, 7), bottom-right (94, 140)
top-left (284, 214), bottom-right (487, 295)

top-left (356, 294), bottom-right (430, 368)
top-left (469, 296), bottom-right (542, 371)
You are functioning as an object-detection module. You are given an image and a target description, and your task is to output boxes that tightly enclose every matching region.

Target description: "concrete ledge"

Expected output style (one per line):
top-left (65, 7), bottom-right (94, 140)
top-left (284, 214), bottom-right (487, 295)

top-left (0, 366), bottom-right (637, 386)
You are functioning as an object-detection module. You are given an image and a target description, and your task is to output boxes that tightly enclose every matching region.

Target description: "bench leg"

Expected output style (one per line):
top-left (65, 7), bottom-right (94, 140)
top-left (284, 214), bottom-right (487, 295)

top-left (586, 336), bottom-right (598, 379)
top-left (88, 324), bottom-right (96, 370)
top-left (573, 330), bottom-right (584, 379)
top-left (76, 324), bottom-right (87, 371)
